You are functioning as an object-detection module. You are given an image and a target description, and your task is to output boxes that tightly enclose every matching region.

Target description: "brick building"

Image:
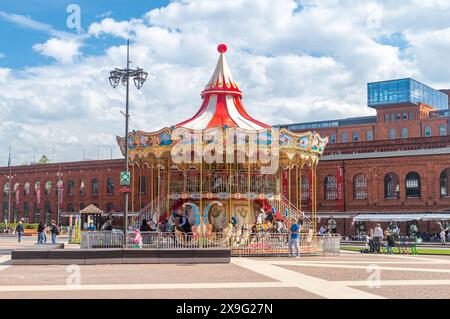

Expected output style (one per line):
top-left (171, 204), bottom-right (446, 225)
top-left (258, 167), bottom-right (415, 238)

top-left (2, 78), bottom-right (450, 237)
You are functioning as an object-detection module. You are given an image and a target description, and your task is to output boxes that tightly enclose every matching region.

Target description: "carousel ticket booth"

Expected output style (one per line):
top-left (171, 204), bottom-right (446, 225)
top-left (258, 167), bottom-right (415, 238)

top-left (117, 44), bottom-right (329, 240)
top-left (80, 204), bottom-right (106, 231)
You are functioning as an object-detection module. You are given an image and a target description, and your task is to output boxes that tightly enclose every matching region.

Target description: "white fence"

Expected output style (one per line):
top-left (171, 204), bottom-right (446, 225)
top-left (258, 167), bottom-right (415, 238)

top-left (81, 231), bottom-right (340, 256)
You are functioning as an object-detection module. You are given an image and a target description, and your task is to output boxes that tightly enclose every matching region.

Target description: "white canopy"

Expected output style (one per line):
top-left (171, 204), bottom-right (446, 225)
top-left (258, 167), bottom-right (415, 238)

top-left (353, 213), bottom-right (450, 223)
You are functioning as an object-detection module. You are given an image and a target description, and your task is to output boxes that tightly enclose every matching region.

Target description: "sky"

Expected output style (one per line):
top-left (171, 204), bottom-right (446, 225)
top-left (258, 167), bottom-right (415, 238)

top-left (1, 0), bottom-right (450, 165)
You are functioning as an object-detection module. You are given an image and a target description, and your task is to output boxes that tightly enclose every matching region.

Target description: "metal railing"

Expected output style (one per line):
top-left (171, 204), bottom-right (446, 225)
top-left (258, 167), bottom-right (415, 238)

top-left (81, 230), bottom-right (340, 256)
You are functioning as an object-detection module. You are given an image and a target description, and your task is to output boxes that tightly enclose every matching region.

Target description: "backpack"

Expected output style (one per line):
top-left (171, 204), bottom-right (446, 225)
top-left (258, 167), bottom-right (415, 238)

top-left (54, 225), bottom-right (60, 235)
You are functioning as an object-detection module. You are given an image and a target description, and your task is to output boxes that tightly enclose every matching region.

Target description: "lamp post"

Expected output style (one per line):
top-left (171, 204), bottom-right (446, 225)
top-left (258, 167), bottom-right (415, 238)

top-left (108, 39), bottom-right (148, 246)
top-left (56, 167), bottom-right (63, 226)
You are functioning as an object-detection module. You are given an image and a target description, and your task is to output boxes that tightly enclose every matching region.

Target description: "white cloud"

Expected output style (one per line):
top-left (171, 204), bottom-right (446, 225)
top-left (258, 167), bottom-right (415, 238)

top-left (1, 0), bottom-right (450, 164)
top-left (33, 37), bottom-right (82, 64)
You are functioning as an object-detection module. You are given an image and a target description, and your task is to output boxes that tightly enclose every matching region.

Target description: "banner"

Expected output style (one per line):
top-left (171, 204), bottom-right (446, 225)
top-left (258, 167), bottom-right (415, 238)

top-left (337, 164), bottom-right (344, 212)
top-left (57, 181), bottom-right (64, 205)
top-left (15, 186), bottom-right (20, 208)
top-left (35, 183), bottom-right (41, 209)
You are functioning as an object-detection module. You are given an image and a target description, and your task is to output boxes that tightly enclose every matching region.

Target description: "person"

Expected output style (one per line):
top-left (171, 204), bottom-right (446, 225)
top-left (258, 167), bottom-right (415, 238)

top-left (385, 230), bottom-right (395, 254)
top-left (101, 218), bottom-right (113, 231)
top-left (140, 219), bottom-right (150, 232)
top-left (15, 221), bottom-right (24, 243)
top-left (373, 223), bottom-right (383, 253)
top-left (288, 218), bottom-right (302, 258)
top-left (440, 229), bottom-right (446, 245)
top-left (50, 220), bottom-right (60, 244)
top-left (178, 210), bottom-right (190, 233)
top-left (319, 225), bottom-right (326, 235)
top-left (37, 221), bottom-right (45, 243)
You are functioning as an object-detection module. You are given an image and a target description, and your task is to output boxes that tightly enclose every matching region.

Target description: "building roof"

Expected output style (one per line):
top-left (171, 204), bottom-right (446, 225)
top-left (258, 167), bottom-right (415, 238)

top-left (321, 147), bottom-right (450, 161)
top-left (277, 115), bottom-right (377, 131)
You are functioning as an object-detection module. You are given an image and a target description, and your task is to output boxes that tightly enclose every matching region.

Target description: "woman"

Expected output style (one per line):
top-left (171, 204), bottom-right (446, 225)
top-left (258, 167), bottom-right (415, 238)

top-left (367, 228), bottom-right (375, 253)
top-left (385, 230), bottom-right (395, 254)
top-left (37, 221), bottom-right (45, 243)
top-left (50, 220), bottom-right (60, 244)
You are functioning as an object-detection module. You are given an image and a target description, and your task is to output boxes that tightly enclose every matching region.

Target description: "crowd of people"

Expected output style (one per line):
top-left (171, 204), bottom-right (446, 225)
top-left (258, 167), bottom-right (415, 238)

top-left (364, 223), bottom-right (408, 254)
top-left (12, 220), bottom-right (61, 244)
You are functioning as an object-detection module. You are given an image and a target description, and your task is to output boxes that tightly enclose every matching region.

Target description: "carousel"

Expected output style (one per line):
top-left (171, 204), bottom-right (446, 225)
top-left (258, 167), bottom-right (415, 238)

top-left (117, 44), bottom-right (328, 241)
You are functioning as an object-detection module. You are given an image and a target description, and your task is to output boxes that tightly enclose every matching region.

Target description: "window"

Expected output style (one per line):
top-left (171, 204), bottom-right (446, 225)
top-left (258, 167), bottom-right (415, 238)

top-left (405, 172), bottom-right (421, 198)
top-left (424, 125), bottom-right (432, 137)
top-left (409, 112), bottom-right (414, 120)
top-left (68, 180), bottom-right (74, 196)
top-left (79, 203), bottom-right (85, 210)
top-left (440, 168), bottom-right (450, 197)
top-left (396, 113), bottom-right (401, 121)
top-left (106, 202), bottom-right (115, 212)
top-left (341, 132), bottom-right (348, 143)
top-left (401, 127), bottom-right (408, 139)
top-left (80, 179), bottom-right (86, 196)
top-left (384, 114), bottom-right (389, 122)
top-left (139, 176), bottom-right (147, 194)
top-left (330, 133), bottom-right (336, 144)
top-left (439, 125), bottom-right (447, 136)
top-left (3, 182), bottom-right (10, 196)
top-left (14, 183), bottom-right (19, 195)
top-left (23, 202), bottom-right (29, 218)
top-left (45, 201), bottom-right (51, 224)
top-left (390, 113), bottom-right (395, 122)
top-left (366, 130), bottom-right (373, 141)
top-left (324, 175), bottom-right (338, 200)
top-left (24, 182), bottom-right (30, 196)
top-left (107, 177), bottom-right (114, 194)
top-left (45, 181), bottom-right (52, 196)
top-left (34, 181), bottom-right (40, 196)
top-left (300, 175), bottom-right (310, 201)
top-left (384, 172), bottom-right (400, 199)
top-left (92, 178), bottom-right (98, 196)
top-left (403, 112), bottom-right (407, 120)
top-left (68, 203), bottom-right (75, 212)
top-left (352, 132), bottom-right (359, 142)
top-left (389, 128), bottom-right (396, 140)
top-left (353, 174), bottom-right (368, 199)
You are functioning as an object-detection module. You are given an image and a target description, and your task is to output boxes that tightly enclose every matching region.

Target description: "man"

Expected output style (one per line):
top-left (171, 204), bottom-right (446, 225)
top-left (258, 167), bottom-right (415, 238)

top-left (289, 218), bottom-right (302, 258)
top-left (50, 220), bottom-right (60, 244)
top-left (373, 223), bottom-right (383, 253)
top-left (15, 221), bottom-right (24, 243)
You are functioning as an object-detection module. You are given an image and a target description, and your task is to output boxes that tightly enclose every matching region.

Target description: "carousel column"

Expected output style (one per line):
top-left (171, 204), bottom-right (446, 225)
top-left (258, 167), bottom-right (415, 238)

top-left (139, 166), bottom-right (142, 212)
top-left (228, 162), bottom-right (232, 223)
top-left (312, 162), bottom-right (318, 234)
top-left (167, 157), bottom-right (171, 217)
top-left (296, 164), bottom-right (299, 212)
top-left (247, 162), bottom-right (251, 220)
top-left (131, 164), bottom-right (135, 216)
top-left (150, 167), bottom-right (153, 219)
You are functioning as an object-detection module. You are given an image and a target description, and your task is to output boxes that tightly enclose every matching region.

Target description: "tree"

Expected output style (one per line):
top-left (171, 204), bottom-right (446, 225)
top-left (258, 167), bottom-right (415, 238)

top-left (38, 155), bottom-right (50, 164)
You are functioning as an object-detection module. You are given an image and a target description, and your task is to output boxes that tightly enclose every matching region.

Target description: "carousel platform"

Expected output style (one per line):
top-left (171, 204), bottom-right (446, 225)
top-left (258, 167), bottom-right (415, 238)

top-left (10, 247), bottom-right (231, 265)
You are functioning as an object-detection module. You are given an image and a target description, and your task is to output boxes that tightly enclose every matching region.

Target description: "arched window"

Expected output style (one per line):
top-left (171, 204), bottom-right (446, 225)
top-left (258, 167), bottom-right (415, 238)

top-left (106, 202), bottom-right (115, 212)
top-left (424, 125), bottom-right (432, 137)
top-left (107, 177), bottom-right (114, 194)
top-left (300, 175), bottom-right (310, 201)
top-left (79, 203), bottom-right (85, 210)
top-left (13, 182), bottom-right (19, 193)
top-left (389, 128), bottom-right (396, 140)
top-left (24, 182), bottom-right (30, 196)
top-left (341, 133), bottom-right (348, 143)
top-left (384, 114), bottom-right (389, 122)
top-left (68, 203), bottom-right (75, 212)
top-left (80, 179), bottom-right (86, 196)
top-left (23, 202), bottom-right (29, 218)
top-left (352, 132), bottom-right (359, 142)
top-left (366, 130), bottom-right (373, 141)
top-left (330, 133), bottom-right (336, 144)
top-left (45, 180), bottom-right (52, 196)
top-left (405, 172), bottom-right (421, 198)
top-left (92, 178), bottom-right (98, 196)
top-left (440, 168), bottom-right (450, 198)
top-left (3, 182), bottom-right (10, 196)
top-left (401, 127), bottom-right (408, 139)
top-left (34, 181), bottom-right (40, 195)
top-left (68, 180), bottom-right (74, 196)
top-left (439, 125), bottom-right (447, 136)
top-left (353, 174), bottom-right (368, 199)
top-left (384, 172), bottom-right (400, 199)
top-left (324, 175), bottom-right (338, 200)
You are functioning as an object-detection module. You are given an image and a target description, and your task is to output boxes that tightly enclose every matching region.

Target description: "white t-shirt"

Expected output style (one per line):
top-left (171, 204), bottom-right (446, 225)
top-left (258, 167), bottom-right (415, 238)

top-left (374, 227), bottom-right (383, 238)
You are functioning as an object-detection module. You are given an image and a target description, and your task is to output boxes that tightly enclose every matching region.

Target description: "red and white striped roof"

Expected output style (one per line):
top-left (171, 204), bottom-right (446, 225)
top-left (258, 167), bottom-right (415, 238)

top-left (176, 44), bottom-right (270, 130)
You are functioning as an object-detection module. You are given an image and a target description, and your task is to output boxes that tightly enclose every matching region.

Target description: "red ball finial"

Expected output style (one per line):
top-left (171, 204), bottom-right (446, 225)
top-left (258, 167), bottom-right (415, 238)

top-left (217, 43), bottom-right (227, 53)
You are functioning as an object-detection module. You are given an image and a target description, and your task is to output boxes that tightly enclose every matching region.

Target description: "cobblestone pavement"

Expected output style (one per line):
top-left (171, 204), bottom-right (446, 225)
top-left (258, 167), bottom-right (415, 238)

top-left (1, 241), bottom-right (450, 299)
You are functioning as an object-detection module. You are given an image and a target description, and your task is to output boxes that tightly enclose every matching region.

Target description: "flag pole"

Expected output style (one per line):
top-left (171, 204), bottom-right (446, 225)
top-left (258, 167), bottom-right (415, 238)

top-left (7, 146), bottom-right (12, 226)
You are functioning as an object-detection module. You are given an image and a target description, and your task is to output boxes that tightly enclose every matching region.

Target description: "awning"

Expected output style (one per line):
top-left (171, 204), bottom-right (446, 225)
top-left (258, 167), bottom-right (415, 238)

top-left (353, 213), bottom-right (450, 223)
top-left (422, 214), bottom-right (450, 221)
top-left (353, 214), bottom-right (426, 222)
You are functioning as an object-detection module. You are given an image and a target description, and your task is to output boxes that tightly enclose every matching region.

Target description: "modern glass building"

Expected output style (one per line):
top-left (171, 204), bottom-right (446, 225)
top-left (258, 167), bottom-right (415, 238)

top-left (368, 78), bottom-right (449, 110)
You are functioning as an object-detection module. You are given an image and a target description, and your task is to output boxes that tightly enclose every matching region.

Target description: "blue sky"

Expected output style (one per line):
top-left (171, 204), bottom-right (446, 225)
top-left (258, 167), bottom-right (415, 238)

top-left (0, 0), bottom-right (450, 165)
top-left (0, 0), bottom-right (169, 68)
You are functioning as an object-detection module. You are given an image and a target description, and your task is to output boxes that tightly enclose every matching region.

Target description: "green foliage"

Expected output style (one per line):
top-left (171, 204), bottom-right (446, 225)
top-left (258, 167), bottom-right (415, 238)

top-left (0, 223), bottom-right (39, 230)
top-left (38, 155), bottom-right (50, 164)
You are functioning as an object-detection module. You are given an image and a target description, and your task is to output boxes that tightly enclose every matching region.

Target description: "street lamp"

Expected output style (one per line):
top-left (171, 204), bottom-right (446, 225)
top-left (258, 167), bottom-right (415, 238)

top-left (108, 39), bottom-right (148, 246)
top-left (56, 168), bottom-right (63, 226)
